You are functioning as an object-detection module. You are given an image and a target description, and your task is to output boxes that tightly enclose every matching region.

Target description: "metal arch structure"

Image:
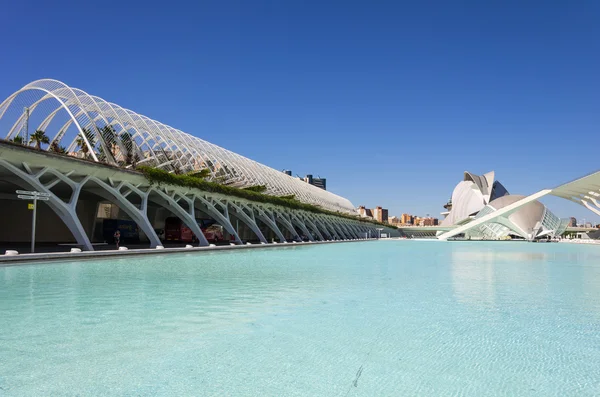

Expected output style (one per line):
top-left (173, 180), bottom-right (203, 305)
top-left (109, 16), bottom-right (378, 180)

top-left (0, 79), bottom-right (356, 214)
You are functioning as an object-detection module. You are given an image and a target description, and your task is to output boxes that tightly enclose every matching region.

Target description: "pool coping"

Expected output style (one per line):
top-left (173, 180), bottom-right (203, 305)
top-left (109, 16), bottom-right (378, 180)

top-left (0, 239), bottom-right (377, 266)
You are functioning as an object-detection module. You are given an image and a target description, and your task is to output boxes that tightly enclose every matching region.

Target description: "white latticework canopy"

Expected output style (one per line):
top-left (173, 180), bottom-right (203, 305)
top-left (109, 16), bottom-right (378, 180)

top-left (0, 79), bottom-right (356, 213)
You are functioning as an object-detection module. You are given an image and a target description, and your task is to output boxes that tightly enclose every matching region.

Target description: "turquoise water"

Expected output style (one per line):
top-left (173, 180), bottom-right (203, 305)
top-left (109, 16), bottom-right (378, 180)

top-left (1, 241), bottom-right (600, 396)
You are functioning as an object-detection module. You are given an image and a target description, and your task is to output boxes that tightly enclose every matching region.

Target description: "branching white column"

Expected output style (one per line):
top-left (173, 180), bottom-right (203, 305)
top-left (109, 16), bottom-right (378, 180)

top-left (329, 219), bottom-right (349, 239)
top-left (302, 216), bottom-right (325, 241)
top-left (288, 212), bottom-right (315, 242)
top-left (227, 201), bottom-right (268, 244)
top-left (251, 205), bottom-right (287, 243)
top-left (270, 209), bottom-right (301, 241)
top-left (148, 188), bottom-right (209, 246)
top-left (81, 177), bottom-right (162, 248)
top-left (193, 195), bottom-right (242, 244)
top-left (313, 215), bottom-right (338, 240)
top-left (0, 160), bottom-right (93, 250)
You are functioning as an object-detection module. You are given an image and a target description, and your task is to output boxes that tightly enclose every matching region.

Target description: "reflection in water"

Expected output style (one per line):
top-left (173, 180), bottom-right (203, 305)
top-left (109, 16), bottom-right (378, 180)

top-left (451, 251), bottom-right (497, 308)
top-left (450, 247), bottom-right (550, 309)
top-left (581, 254), bottom-right (600, 316)
top-left (1, 243), bottom-right (600, 396)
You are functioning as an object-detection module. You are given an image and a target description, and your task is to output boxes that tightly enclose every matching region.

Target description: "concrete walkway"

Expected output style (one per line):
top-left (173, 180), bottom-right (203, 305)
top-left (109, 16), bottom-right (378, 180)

top-left (0, 239), bottom-right (377, 266)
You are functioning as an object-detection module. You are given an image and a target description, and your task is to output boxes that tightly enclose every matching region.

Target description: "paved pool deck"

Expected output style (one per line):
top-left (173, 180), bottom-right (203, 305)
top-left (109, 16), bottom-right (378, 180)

top-left (0, 239), bottom-right (377, 266)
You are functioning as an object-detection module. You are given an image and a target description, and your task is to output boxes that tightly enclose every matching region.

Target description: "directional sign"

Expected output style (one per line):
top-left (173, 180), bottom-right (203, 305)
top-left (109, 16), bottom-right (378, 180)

top-left (15, 190), bottom-right (49, 254)
top-left (16, 190), bottom-right (50, 197)
top-left (17, 195), bottom-right (49, 201)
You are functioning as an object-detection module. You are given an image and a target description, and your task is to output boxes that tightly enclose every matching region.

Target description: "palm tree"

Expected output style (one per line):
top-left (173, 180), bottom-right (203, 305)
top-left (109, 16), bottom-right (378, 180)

top-left (11, 136), bottom-right (24, 145)
top-left (99, 125), bottom-right (118, 158)
top-left (75, 128), bottom-right (95, 159)
top-left (49, 141), bottom-right (67, 154)
top-left (119, 132), bottom-right (140, 166)
top-left (29, 130), bottom-right (50, 150)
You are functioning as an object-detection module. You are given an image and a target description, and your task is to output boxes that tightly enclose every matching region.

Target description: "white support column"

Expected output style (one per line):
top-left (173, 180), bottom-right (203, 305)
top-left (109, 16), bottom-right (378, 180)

top-left (81, 177), bottom-right (162, 248)
top-left (350, 223), bottom-right (363, 238)
top-left (272, 210), bottom-right (302, 241)
top-left (193, 195), bottom-right (242, 244)
top-left (0, 160), bottom-right (94, 251)
top-left (251, 205), bottom-right (287, 242)
top-left (228, 201), bottom-right (268, 244)
top-left (148, 188), bottom-right (210, 246)
top-left (329, 219), bottom-right (349, 239)
top-left (302, 215), bottom-right (325, 241)
top-left (314, 215), bottom-right (339, 240)
top-left (289, 212), bottom-right (315, 242)
top-left (339, 221), bottom-right (358, 239)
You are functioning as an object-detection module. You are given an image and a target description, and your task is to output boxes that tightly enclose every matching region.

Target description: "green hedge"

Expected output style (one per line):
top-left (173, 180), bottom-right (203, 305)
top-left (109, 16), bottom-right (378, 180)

top-left (137, 166), bottom-right (395, 229)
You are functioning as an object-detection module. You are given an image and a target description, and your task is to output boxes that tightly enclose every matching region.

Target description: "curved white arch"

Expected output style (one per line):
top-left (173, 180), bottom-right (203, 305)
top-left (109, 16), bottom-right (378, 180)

top-left (0, 79), bottom-right (357, 213)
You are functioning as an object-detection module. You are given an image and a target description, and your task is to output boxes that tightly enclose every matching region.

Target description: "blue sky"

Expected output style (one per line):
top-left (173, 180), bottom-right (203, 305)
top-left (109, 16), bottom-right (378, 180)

top-left (1, 0), bottom-right (598, 221)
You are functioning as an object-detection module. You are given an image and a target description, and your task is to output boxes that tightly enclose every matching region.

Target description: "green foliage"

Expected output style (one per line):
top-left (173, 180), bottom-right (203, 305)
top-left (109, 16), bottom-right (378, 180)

top-left (279, 194), bottom-right (296, 200)
top-left (76, 127), bottom-right (96, 158)
top-left (119, 132), bottom-right (140, 166)
top-left (11, 136), bottom-right (24, 144)
top-left (29, 130), bottom-right (50, 150)
top-left (99, 125), bottom-right (119, 160)
top-left (49, 141), bottom-right (67, 154)
top-left (242, 185), bottom-right (267, 193)
top-left (136, 166), bottom-right (396, 229)
top-left (187, 169), bottom-right (211, 179)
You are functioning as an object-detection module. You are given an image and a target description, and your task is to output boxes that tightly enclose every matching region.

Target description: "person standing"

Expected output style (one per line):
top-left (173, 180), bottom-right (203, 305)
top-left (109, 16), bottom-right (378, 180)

top-left (113, 230), bottom-right (121, 249)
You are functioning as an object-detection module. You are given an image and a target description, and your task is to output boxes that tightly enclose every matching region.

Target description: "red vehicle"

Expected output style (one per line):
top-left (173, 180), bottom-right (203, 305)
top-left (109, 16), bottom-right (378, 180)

top-left (164, 217), bottom-right (224, 243)
top-left (201, 225), bottom-right (224, 242)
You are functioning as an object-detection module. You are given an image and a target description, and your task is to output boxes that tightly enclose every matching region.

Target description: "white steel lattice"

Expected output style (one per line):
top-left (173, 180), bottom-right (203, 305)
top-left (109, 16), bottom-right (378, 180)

top-left (0, 79), bottom-right (356, 214)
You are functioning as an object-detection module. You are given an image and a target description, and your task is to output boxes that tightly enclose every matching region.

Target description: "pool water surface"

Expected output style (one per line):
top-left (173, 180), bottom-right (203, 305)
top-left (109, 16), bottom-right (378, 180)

top-left (1, 241), bottom-right (599, 396)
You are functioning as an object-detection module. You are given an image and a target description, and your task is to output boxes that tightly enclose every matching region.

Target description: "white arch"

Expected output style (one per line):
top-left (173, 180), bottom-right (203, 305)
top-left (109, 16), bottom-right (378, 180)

top-left (0, 79), bottom-right (357, 213)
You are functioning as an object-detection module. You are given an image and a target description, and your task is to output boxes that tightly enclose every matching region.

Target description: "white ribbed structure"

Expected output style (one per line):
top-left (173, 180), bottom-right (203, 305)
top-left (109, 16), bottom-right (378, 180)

top-left (0, 79), bottom-right (356, 213)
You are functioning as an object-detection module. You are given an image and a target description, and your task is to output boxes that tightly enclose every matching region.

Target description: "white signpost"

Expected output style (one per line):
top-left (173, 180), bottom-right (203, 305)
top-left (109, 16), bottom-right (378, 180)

top-left (16, 190), bottom-right (50, 253)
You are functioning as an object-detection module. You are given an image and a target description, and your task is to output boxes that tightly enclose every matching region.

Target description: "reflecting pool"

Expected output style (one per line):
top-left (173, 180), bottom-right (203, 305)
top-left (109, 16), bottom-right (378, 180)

top-left (1, 241), bottom-right (599, 396)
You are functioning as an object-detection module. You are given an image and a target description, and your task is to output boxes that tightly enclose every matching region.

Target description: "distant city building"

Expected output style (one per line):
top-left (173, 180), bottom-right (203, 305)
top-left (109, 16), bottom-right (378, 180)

top-left (388, 216), bottom-right (401, 226)
top-left (282, 170), bottom-right (327, 190)
top-left (585, 222), bottom-right (593, 228)
top-left (570, 217), bottom-right (577, 227)
top-left (303, 174), bottom-right (326, 190)
top-left (400, 213), bottom-right (413, 225)
top-left (422, 217), bottom-right (438, 226)
top-left (373, 206), bottom-right (388, 223)
top-left (307, 175), bottom-right (327, 190)
top-left (358, 206), bottom-right (374, 218)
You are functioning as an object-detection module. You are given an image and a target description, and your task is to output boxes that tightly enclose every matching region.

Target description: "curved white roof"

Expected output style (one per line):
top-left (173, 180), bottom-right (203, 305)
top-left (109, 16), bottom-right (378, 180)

top-left (0, 79), bottom-right (356, 213)
top-left (442, 170), bottom-right (509, 226)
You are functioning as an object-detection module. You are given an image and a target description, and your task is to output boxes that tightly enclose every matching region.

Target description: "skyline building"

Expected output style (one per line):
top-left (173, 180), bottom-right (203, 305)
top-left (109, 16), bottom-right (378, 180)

top-left (282, 170), bottom-right (327, 190)
top-left (373, 206), bottom-right (388, 223)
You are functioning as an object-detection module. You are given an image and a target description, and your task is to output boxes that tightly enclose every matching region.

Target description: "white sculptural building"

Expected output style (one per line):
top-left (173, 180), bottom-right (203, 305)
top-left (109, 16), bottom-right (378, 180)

top-left (0, 79), bottom-right (394, 250)
top-left (0, 79), bottom-right (355, 214)
top-left (439, 171), bottom-right (569, 240)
